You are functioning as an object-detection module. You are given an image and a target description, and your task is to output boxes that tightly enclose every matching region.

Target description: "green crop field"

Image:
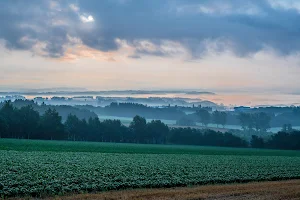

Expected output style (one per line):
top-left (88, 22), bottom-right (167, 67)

top-left (1, 139), bottom-right (300, 198)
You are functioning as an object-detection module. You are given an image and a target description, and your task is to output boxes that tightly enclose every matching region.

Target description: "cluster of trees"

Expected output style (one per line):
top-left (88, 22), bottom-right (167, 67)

top-left (177, 109), bottom-right (228, 127)
top-left (0, 102), bottom-right (64, 140)
top-left (0, 99), bottom-right (97, 121)
top-left (196, 109), bottom-right (227, 127)
top-left (231, 106), bottom-right (300, 127)
top-left (77, 102), bottom-right (185, 120)
top-left (169, 128), bottom-right (247, 147)
top-left (238, 112), bottom-right (271, 132)
top-left (251, 131), bottom-right (300, 150)
top-left (65, 115), bottom-right (170, 144)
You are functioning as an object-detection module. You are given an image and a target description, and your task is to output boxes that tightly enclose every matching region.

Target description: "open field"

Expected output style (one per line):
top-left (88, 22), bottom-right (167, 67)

top-left (2, 139), bottom-right (300, 156)
top-left (1, 139), bottom-right (300, 198)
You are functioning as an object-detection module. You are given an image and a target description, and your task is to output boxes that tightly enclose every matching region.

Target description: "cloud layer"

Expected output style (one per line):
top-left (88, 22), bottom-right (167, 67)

top-left (1, 0), bottom-right (300, 59)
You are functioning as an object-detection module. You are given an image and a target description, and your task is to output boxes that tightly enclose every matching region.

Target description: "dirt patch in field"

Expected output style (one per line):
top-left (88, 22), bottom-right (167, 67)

top-left (25, 179), bottom-right (300, 200)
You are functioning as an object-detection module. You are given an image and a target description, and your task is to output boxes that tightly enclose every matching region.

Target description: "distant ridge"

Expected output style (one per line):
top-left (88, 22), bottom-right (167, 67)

top-left (0, 90), bottom-right (216, 96)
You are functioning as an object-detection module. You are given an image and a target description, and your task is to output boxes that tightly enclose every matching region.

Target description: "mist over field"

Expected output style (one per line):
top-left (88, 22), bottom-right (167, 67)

top-left (1, 89), bottom-right (300, 107)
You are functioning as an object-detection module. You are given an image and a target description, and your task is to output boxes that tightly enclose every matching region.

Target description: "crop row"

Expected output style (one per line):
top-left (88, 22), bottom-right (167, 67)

top-left (1, 151), bottom-right (300, 197)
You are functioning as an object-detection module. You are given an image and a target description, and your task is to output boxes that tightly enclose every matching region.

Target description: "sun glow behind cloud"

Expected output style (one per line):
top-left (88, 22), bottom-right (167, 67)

top-left (79, 15), bottom-right (94, 23)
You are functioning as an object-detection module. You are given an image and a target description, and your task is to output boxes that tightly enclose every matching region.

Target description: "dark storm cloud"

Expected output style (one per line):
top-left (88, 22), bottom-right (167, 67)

top-left (0, 0), bottom-right (70, 56)
top-left (1, 0), bottom-right (300, 58)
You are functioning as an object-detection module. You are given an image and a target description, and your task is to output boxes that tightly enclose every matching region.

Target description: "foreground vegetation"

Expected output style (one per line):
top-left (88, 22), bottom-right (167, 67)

top-left (1, 139), bottom-right (300, 198)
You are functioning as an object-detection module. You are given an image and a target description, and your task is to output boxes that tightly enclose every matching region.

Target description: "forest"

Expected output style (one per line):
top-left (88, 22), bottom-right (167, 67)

top-left (0, 101), bottom-right (299, 150)
top-left (1, 99), bottom-right (97, 121)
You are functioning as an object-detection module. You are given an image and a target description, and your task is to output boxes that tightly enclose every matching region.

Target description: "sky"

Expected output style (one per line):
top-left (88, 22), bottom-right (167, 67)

top-left (1, 0), bottom-right (300, 94)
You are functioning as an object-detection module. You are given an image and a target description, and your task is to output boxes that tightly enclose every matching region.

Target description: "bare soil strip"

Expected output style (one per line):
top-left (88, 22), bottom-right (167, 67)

top-left (16, 179), bottom-right (299, 200)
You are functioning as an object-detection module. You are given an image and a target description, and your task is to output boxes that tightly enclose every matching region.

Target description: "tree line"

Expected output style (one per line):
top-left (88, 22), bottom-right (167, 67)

top-left (181, 109), bottom-right (272, 133)
top-left (176, 110), bottom-right (227, 127)
top-left (238, 112), bottom-right (271, 132)
top-left (76, 102), bottom-right (299, 129)
top-left (77, 102), bottom-right (185, 120)
top-left (1, 99), bottom-right (97, 121)
top-left (0, 101), bottom-right (238, 146)
top-left (251, 131), bottom-right (300, 150)
top-left (0, 101), bottom-right (299, 150)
